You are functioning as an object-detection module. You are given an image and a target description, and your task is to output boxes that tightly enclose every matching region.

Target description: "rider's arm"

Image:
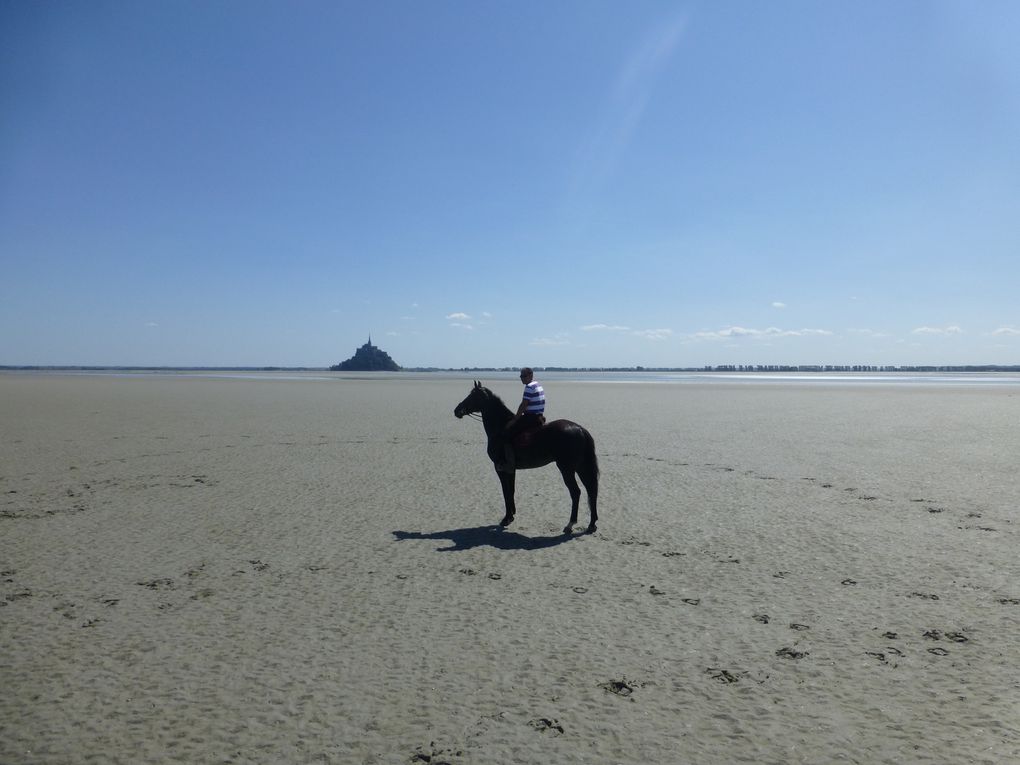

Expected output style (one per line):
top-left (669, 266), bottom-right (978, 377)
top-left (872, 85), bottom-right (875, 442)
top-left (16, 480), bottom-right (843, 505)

top-left (504, 398), bottom-right (527, 429)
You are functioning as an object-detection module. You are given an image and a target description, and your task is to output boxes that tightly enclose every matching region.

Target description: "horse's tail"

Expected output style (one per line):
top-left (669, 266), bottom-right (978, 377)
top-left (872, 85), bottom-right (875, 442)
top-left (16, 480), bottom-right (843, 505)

top-left (585, 429), bottom-right (600, 478)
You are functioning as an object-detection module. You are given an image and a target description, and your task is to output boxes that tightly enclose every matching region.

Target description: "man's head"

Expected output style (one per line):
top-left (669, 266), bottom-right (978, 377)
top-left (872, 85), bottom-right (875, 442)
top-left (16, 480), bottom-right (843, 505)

top-left (520, 367), bottom-right (534, 384)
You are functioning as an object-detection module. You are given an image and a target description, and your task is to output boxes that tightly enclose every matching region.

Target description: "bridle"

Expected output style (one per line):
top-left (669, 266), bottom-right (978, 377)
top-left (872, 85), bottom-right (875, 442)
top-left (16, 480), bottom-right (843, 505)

top-left (462, 392), bottom-right (484, 421)
top-left (457, 384), bottom-right (487, 422)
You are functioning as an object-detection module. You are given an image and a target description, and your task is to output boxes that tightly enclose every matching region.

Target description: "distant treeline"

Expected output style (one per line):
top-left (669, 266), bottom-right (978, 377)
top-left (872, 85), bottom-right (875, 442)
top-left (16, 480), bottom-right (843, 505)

top-left (692, 365), bottom-right (1020, 373)
top-left (408, 365), bottom-right (1020, 373)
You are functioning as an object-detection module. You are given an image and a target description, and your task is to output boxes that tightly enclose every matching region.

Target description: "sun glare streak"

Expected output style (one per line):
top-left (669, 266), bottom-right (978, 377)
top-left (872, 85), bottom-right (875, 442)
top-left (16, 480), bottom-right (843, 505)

top-left (564, 12), bottom-right (688, 234)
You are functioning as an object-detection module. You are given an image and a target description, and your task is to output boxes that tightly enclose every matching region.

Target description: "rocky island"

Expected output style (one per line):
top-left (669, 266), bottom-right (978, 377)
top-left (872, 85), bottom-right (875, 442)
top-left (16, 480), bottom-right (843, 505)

top-left (330, 337), bottom-right (401, 372)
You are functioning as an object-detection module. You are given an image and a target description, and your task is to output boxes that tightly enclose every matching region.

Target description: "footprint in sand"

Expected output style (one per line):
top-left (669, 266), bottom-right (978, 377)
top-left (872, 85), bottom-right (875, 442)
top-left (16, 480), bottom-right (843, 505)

top-left (923, 629), bottom-right (968, 642)
top-left (599, 678), bottom-right (642, 697)
top-left (410, 742), bottom-right (462, 764)
top-left (528, 718), bottom-right (564, 735)
top-left (789, 623), bottom-right (810, 631)
top-left (619, 538), bottom-right (652, 548)
top-left (753, 614), bottom-right (770, 624)
top-left (776, 646), bottom-right (809, 660)
top-left (137, 578), bottom-right (175, 591)
top-left (706, 667), bottom-right (744, 684)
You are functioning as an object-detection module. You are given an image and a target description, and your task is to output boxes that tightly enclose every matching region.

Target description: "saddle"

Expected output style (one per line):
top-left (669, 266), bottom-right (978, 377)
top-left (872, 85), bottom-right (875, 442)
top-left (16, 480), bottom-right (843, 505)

top-left (511, 415), bottom-right (546, 449)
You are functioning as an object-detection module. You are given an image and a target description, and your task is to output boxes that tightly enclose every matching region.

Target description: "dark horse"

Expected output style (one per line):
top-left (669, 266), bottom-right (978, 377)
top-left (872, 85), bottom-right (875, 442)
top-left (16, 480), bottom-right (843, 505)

top-left (454, 381), bottom-right (599, 534)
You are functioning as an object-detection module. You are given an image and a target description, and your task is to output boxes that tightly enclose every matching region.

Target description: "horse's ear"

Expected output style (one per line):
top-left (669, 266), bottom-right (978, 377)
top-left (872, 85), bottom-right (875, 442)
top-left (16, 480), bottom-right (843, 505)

top-left (474, 380), bottom-right (481, 389)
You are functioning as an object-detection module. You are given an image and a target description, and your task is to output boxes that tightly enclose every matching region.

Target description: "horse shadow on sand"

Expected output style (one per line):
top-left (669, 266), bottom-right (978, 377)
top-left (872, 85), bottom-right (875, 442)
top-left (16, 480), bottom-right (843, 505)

top-left (392, 524), bottom-right (576, 552)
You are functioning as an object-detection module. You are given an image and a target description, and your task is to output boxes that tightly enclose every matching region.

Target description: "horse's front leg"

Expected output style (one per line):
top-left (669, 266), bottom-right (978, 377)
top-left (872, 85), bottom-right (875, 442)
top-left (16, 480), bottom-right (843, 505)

top-left (496, 470), bottom-right (517, 528)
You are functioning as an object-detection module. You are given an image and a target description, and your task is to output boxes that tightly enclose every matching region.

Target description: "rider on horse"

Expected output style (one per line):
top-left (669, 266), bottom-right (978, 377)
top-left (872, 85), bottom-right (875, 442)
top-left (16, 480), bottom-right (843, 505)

top-left (491, 367), bottom-right (545, 472)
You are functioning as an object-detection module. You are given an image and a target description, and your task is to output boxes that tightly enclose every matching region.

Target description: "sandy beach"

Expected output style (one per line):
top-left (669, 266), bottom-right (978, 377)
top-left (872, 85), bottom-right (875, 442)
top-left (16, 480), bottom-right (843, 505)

top-left (2, 372), bottom-right (1018, 764)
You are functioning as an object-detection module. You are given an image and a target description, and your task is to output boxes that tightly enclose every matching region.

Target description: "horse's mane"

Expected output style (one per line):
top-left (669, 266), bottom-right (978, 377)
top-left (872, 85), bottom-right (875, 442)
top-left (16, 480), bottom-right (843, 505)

top-left (481, 386), bottom-right (513, 417)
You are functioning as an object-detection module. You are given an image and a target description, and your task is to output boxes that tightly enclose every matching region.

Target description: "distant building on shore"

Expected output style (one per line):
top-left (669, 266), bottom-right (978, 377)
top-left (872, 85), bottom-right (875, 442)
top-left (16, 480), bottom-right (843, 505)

top-left (330, 337), bottom-right (401, 372)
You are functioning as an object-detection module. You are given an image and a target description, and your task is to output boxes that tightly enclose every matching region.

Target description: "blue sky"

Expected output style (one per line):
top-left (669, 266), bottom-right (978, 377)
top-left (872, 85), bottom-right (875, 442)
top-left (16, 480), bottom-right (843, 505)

top-left (2, 1), bottom-right (1018, 368)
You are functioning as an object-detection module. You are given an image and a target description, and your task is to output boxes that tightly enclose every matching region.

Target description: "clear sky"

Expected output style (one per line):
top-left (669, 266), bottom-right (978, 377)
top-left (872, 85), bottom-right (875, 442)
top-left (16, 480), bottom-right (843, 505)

top-left (2, 1), bottom-right (1018, 368)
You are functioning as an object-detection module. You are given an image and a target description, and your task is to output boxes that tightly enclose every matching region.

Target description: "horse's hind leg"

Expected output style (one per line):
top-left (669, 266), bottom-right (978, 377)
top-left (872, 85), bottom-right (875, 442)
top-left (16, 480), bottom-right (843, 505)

top-left (578, 463), bottom-right (598, 533)
top-left (558, 463), bottom-right (582, 534)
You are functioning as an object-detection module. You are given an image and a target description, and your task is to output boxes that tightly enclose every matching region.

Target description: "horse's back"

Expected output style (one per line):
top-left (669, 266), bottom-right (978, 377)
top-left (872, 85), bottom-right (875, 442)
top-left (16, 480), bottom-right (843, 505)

top-left (545, 418), bottom-right (587, 433)
top-left (540, 419), bottom-right (595, 449)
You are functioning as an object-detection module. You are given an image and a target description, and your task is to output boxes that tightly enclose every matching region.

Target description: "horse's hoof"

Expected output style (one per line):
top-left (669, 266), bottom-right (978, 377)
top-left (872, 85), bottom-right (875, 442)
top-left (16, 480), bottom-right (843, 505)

top-left (585, 523), bottom-right (597, 534)
top-left (500, 516), bottom-right (515, 528)
top-left (562, 525), bottom-right (574, 535)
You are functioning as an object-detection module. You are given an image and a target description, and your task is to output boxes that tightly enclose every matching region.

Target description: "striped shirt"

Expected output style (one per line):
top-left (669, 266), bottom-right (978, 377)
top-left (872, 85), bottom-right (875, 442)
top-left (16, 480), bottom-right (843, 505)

top-left (522, 381), bottom-right (545, 414)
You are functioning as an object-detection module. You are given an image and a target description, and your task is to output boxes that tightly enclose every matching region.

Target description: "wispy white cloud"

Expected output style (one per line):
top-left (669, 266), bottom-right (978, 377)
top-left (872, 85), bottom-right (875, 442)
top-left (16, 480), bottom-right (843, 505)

top-left (848, 328), bottom-right (890, 338)
top-left (772, 302), bottom-right (787, 309)
top-left (481, 311), bottom-right (493, 319)
top-left (446, 312), bottom-right (471, 321)
top-left (581, 323), bottom-right (631, 332)
top-left (992, 326), bottom-right (1020, 336)
top-left (449, 323), bottom-right (473, 331)
top-left (144, 322), bottom-right (158, 328)
top-left (689, 326), bottom-right (833, 341)
top-left (633, 328), bottom-right (674, 341)
top-left (912, 325), bottom-right (963, 336)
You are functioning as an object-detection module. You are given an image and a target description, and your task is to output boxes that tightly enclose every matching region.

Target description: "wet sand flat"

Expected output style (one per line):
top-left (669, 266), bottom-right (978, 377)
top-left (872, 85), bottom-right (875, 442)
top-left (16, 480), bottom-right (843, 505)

top-left (2, 373), bottom-right (1019, 764)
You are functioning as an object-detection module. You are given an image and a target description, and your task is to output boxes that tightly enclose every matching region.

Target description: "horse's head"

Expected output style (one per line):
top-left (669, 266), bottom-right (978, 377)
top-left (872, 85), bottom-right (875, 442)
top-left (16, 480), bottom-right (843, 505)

top-left (454, 381), bottom-right (489, 419)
